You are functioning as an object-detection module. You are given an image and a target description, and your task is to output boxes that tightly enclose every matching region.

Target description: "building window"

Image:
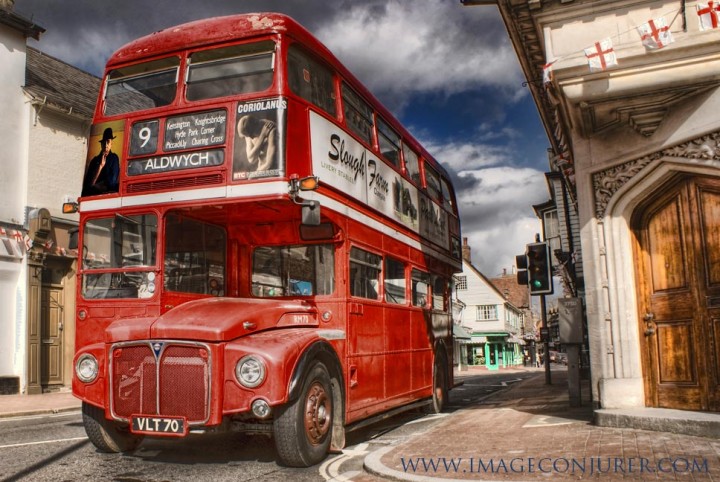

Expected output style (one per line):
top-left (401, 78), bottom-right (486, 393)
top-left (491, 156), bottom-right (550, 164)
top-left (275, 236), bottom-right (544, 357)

top-left (456, 275), bottom-right (467, 290)
top-left (477, 304), bottom-right (498, 321)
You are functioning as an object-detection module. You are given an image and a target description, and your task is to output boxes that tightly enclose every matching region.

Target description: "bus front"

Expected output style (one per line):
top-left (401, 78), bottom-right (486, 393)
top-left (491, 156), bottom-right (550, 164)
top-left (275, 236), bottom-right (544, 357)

top-left (69, 14), bottom-right (345, 467)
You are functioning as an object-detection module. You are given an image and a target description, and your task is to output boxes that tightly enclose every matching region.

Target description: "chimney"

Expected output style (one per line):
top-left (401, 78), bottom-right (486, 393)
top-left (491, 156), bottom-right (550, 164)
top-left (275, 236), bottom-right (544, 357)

top-left (461, 237), bottom-right (471, 264)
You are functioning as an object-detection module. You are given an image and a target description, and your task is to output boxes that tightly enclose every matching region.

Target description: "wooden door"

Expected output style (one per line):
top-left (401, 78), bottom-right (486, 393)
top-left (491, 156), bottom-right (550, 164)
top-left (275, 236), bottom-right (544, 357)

top-left (634, 176), bottom-right (720, 411)
top-left (40, 286), bottom-right (64, 387)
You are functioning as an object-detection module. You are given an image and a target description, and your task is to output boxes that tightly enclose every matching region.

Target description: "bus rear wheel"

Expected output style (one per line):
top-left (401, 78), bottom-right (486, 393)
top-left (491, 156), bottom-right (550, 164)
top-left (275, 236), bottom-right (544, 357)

top-left (426, 354), bottom-right (448, 414)
top-left (82, 402), bottom-right (143, 453)
top-left (273, 362), bottom-right (333, 467)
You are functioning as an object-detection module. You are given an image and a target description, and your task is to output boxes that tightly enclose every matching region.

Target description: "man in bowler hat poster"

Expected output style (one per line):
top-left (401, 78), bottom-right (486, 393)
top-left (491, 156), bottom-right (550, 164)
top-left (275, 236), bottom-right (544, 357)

top-left (82, 124), bottom-right (121, 196)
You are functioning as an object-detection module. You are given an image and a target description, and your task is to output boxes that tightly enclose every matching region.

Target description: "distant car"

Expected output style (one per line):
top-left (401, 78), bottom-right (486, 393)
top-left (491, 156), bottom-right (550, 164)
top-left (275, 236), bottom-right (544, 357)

top-left (556, 352), bottom-right (568, 365)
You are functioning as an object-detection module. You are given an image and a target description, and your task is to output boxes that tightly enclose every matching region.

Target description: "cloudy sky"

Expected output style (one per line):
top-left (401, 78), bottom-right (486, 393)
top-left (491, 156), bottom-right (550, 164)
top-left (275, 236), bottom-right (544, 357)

top-left (17, 0), bottom-right (549, 277)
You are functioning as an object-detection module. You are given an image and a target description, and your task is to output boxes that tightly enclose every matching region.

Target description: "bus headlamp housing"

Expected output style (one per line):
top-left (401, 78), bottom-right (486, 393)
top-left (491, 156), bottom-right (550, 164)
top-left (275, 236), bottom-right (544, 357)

top-left (235, 355), bottom-right (266, 388)
top-left (76, 354), bottom-right (99, 383)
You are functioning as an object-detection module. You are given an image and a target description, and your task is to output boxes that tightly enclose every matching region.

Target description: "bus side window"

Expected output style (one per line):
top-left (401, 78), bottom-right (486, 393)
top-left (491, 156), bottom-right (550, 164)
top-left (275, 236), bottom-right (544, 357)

top-left (377, 117), bottom-right (401, 169)
top-left (411, 269), bottom-right (430, 308)
top-left (431, 275), bottom-right (447, 311)
top-left (349, 246), bottom-right (381, 300)
top-left (164, 214), bottom-right (226, 296)
top-left (288, 45), bottom-right (337, 116)
top-left (341, 83), bottom-right (374, 146)
top-left (384, 257), bottom-right (406, 304)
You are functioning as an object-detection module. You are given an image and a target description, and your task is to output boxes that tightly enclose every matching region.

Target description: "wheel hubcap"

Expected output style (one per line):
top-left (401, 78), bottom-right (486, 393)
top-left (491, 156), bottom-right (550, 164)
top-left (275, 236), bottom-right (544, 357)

top-left (304, 381), bottom-right (331, 445)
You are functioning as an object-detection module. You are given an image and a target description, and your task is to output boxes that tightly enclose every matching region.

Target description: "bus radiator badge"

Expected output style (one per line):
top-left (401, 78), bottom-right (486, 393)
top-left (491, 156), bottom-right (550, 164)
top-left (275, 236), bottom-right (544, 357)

top-left (152, 342), bottom-right (164, 359)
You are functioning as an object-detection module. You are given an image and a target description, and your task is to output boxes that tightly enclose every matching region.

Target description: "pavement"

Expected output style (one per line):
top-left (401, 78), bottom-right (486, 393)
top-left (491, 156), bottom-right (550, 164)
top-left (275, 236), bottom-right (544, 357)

top-left (364, 366), bottom-right (720, 481)
top-left (4, 368), bottom-right (720, 481)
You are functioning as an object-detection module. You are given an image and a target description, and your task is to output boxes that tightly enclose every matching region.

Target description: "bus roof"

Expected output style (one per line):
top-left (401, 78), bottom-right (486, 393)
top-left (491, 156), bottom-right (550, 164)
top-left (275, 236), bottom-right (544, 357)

top-left (109, 13), bottom-right (310, 68)
top-left (106, 12), bottom-right (454, 183)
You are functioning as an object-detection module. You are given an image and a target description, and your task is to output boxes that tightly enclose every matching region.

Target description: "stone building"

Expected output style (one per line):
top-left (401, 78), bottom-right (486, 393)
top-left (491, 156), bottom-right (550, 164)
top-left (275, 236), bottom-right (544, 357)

top-left (465, 0), bottom-right (720, 422)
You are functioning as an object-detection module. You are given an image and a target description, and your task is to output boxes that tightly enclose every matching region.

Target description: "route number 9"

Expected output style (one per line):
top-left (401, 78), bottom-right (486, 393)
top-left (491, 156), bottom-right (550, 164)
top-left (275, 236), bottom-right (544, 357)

top-left (138, 126), bottom-right (152, 148)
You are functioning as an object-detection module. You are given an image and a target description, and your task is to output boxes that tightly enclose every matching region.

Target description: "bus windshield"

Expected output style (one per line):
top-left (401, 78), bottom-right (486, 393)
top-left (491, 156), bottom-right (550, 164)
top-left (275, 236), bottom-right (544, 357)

top-left (104, 57), bottom-right (180, 116)
top-left (186, 40), bottom-right (275, 101)
top-left (81, 214), bottom-right (158, 299)
top-left (252, 244), bottom-right (334, 297)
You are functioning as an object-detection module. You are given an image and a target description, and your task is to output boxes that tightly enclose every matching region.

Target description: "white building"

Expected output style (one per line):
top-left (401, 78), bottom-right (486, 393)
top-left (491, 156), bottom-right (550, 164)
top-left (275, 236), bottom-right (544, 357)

top-left (0, 0), bottom-right (98, 395)
top-left (455, 239), bottom-right (524, 370)
top-left (0, 0), bottom-right (44, 395)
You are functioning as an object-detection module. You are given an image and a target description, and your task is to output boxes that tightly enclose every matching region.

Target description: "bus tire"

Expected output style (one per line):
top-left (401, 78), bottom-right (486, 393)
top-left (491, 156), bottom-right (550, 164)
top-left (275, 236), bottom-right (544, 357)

top-left (273, 361), bottom-right (333, 467)
top-left (82, 402), bottom-right (143, 453)
top-left (426, 353), bottom-right (448, 414)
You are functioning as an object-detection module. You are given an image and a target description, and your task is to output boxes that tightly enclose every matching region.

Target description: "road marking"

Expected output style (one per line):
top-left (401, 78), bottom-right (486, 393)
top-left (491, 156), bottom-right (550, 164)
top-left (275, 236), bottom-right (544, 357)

top-left (0, 411), bottom-right (80, 423)
top-left (0, 436), bottom-right (88, 449)
top-left (404, 413), bottom-right (448, 425)
top-left (319, 443), bottom-right (369, 481)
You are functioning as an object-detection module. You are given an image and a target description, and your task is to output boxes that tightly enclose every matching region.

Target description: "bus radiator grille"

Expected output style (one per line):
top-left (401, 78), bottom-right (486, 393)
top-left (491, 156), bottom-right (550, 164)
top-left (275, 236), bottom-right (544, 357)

top-left (111, 343), bottom-right (210, 423)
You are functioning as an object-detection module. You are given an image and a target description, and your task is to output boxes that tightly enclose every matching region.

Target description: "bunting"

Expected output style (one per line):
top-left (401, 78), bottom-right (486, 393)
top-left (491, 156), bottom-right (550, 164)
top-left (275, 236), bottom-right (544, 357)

top-left (637, 17), bottom-right (674, 50)
top-left (697, 1), bottom-right (720, 30)
top-left (584, 38), bottom-right (618, 72)
top-left (542, 60), bottom-right (557, 84)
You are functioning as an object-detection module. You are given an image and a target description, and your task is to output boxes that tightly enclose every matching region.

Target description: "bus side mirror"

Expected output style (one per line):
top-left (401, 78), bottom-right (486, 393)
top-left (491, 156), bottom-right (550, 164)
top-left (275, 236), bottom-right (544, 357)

top-left (68, 228), bottom-right (79, 250)
top-left (302, 200), bottom-right (321, 226)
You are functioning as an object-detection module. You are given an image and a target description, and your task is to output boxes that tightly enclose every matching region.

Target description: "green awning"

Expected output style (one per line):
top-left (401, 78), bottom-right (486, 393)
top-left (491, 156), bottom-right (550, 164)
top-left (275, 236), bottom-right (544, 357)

top-left (452, 324), bottom-right (471, 340)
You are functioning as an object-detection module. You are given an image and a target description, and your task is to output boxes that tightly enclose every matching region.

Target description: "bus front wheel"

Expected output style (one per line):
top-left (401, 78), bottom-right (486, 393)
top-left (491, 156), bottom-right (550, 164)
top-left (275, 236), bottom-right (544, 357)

top-left (274, 361), bottom-right (333, 467)
top-left (82, 402), bottom-right (143, 453)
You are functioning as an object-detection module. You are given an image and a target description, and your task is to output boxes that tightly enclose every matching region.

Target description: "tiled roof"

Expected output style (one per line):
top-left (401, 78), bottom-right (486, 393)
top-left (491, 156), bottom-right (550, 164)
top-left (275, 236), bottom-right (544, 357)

top-left (24, 47), bottom-right (100, 119)
top-left (488, 274), bottom-right (530, 311)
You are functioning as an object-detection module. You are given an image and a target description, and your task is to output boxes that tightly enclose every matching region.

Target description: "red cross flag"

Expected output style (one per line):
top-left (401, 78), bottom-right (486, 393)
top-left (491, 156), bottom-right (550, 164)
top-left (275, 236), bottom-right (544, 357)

top-left (542, 60), bottom-right (557, 85)
top-left (584, 38), bottom-right (618, 72)
top-left (697, 1), bottom-right (720, 30)
top-left (637, 17), bottom-right (674, 50)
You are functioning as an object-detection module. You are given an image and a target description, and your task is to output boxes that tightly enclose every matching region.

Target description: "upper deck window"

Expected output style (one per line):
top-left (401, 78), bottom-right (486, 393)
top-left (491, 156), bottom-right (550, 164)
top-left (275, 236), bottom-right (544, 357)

top-left (441, 177), bottom-right (454, 212)
top-left (288, 45), bottom-right (336, 116)
top-left (341, 83), bottom-right (374, 146)
top-left (104, 57), bottom-right (179, 116)
top-left (186, 41), bottom-right (275, 101)
top-left (424, 162), bottom-right (442, 202)
top-left (377, 117), bottom-right (401, 169)
top-left (402, 144), bottom-right (421, 185)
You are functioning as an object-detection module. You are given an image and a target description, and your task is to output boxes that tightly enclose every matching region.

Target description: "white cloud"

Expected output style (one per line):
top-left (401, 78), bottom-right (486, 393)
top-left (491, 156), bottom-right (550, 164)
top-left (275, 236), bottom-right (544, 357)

top-left (425, 140), bottom-right (512, 172)
top-left (455, 166), bottom-right (548, 276)
top-left (316, 1), bottom-right (524, 100)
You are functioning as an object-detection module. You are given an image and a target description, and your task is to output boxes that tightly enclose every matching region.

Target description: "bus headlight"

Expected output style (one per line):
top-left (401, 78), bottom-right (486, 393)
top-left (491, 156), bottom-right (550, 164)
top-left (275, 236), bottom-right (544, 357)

top-left (235, 355), bottom-right (266, 388)
top-left (76, 354), bottom-right (99, 383)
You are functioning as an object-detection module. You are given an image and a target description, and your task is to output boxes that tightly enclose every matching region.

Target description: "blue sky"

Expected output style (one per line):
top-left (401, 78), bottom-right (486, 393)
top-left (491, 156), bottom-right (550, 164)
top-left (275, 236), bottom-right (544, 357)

top-left (18, 0), bottom-right (549, 277)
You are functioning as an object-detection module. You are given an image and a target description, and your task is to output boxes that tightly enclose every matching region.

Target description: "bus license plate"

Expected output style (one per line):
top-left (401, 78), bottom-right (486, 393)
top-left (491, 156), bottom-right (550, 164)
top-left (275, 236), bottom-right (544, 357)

top-left (131, 416), bottom-right (186, 436)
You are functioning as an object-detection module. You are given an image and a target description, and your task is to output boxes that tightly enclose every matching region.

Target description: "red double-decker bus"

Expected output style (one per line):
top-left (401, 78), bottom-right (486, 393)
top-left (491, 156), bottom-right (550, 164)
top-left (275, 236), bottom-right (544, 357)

top-left (67, 13), bottom-right (462, 467)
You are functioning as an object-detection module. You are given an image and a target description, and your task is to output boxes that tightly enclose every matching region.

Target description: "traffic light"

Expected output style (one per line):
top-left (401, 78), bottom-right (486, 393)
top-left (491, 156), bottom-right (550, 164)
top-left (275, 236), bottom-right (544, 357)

top-left (515, 254), bottom-right (528, 286)
top-left (526, 242), bottom-right (553, 295)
